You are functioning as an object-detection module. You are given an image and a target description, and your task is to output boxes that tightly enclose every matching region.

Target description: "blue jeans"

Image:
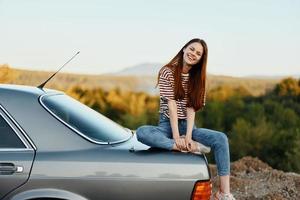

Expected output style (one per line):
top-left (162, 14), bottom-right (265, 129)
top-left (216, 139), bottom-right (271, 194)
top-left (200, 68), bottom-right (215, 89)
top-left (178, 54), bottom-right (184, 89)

top-left (136, 113), bottom-right (230, 176)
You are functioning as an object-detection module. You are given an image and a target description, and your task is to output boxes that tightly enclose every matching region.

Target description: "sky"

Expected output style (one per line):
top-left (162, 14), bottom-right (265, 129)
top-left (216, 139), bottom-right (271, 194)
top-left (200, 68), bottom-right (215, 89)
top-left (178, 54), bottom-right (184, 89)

top-left (0, 0), bottom-right (299, 77)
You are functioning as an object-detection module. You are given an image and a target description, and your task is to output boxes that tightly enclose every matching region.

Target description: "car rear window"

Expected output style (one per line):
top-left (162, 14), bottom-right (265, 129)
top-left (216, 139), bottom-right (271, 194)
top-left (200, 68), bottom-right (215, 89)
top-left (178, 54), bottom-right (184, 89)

top-left (41, 94), bottom-right (132, 144)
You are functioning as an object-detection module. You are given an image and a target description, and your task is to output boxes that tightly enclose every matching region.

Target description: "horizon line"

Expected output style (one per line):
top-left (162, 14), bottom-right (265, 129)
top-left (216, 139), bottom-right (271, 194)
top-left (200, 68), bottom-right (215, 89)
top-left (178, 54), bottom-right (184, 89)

top-left (1, 63), bottom-right (299, 79)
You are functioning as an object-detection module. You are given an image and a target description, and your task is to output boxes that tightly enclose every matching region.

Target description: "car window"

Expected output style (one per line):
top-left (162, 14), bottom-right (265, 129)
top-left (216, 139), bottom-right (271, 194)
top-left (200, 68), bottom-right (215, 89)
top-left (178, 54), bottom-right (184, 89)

top-left (0, 114), bottom-right (25, 148)
top-left (41, 94), bottom-right (132, 144)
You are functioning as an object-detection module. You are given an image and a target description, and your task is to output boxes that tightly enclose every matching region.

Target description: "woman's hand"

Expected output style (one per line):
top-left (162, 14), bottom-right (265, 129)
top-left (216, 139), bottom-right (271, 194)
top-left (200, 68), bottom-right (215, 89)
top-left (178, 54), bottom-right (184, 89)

top-left (174, 136), bottom-right (187, 151)
top-left (185, 135), bottom-right (197, 152)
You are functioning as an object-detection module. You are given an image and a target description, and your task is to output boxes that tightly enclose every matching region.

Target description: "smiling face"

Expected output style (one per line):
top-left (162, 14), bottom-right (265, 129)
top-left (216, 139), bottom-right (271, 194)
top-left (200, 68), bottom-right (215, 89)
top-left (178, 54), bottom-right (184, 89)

top-left (182, 42), bottom-right (204, 66)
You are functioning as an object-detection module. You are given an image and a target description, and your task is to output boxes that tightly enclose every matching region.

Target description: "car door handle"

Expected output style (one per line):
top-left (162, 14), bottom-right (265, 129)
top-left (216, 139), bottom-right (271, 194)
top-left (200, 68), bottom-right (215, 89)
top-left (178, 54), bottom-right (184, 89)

top-left (0, 163), bottom-right (23, 175)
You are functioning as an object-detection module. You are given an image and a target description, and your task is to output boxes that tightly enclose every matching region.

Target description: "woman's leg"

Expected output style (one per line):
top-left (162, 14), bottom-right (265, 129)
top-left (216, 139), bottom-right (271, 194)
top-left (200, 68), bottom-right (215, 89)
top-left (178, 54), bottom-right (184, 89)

top-left (136, 125), bottom-right (175, 150)
top-left (192, 128), bottom-right (231, 194)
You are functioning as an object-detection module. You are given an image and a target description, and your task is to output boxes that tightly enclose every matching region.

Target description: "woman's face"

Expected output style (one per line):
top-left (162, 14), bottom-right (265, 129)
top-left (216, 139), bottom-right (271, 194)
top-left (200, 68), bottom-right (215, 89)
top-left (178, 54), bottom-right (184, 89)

top-left (182, 42), bottom-right (203, 66)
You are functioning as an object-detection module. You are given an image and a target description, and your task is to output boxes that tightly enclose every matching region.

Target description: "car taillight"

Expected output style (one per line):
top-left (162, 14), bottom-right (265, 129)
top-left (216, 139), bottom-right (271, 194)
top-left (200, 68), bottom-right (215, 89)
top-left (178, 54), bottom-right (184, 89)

top-left (191, 180), bottom-right (212, 200)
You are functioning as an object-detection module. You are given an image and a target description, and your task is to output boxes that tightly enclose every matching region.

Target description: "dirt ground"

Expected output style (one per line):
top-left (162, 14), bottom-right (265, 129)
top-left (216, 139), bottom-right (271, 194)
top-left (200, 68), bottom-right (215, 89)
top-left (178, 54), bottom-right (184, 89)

top-left (209, 156), bottom-right (300, 200)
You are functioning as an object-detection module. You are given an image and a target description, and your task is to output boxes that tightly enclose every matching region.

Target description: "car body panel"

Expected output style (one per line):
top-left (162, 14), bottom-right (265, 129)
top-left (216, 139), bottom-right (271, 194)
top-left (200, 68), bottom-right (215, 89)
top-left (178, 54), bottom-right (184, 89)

top-left (0, 150), bottom-right (35, 199)
top-left (0, 84), bottom-right (211, 200)
top-left (7, 148), bottom-right (209, 200)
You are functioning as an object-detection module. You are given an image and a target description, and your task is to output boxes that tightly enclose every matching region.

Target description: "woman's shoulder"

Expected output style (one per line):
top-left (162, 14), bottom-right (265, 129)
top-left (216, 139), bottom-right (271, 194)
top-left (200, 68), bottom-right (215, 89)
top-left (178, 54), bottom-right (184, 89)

top-left (159, 66), bottom-right (174, 78)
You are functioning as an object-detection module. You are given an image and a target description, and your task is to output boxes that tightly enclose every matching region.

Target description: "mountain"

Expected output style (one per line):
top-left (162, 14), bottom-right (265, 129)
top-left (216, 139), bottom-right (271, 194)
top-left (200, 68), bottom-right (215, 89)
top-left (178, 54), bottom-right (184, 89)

top-left (112, 62), bottom-right (163, 76)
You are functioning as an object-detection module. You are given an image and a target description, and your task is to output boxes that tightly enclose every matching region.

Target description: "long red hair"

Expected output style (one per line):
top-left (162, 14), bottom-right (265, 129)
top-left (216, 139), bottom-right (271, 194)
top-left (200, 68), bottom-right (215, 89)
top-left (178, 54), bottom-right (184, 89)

top-left (157, 38), bottom-right (208, 111)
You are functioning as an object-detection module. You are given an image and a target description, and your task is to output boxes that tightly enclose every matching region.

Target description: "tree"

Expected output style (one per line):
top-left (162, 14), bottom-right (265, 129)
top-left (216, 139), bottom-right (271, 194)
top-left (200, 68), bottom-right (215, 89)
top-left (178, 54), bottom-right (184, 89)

top-left (273, 77), bottom-right (300, 97)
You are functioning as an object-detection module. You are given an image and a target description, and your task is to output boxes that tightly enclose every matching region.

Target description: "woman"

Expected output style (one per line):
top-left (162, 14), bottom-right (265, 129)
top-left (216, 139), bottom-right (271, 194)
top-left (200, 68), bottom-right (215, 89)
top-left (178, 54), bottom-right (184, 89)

top-left (136, 38), bottom-right (235, 200)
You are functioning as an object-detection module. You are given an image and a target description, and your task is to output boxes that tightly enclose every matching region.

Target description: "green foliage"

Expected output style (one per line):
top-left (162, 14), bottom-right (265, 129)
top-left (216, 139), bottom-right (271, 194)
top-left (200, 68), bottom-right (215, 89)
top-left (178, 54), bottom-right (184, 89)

top-left (273, 77), bottom-right (300, 97)
top-left (230, 117), bottom-right (274, 162)
top-left (63, 77), bottom-right (300, 173)
top-left (209, 85), bottom-right (252, 101)
top-left (66, 85), bottom-right (159, 129)
top-left (199, 101), bottom-right (225, 132)
top-left (227, 78), bottom-right (300, 173)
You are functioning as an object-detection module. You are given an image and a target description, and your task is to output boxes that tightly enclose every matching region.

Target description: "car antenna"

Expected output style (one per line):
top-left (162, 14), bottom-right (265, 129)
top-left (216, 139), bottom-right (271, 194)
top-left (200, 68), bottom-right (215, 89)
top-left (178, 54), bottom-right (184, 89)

top-left (38, 51), bottom-right (80, 89)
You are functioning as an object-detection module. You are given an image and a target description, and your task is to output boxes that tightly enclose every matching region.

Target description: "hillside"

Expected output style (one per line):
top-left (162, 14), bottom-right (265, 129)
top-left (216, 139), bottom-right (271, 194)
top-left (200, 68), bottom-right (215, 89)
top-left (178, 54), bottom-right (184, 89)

top-left (1, 65), bottom-right (283, 96)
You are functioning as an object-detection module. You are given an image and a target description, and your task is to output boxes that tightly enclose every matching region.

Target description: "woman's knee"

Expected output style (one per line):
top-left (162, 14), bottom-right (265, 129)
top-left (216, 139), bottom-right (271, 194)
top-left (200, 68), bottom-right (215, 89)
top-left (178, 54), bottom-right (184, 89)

top-left (136, 125), bottom-right (151, 142)
top-left (216, 132), bottom-right (229, 146)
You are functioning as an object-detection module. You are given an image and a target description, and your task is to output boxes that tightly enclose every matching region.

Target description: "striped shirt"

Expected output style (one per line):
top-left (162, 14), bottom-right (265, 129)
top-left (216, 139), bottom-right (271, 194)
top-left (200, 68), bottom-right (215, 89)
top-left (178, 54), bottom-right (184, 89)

top-left (158, 67), bottom-right (189, 119)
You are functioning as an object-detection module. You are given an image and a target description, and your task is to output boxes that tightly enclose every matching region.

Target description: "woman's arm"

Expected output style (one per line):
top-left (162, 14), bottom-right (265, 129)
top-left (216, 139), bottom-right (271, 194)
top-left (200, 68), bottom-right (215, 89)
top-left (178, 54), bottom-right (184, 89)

top-left (168, 100), bottom-right (186, 150)
top-left (186, 107), bottom-right (196, 151)
top-left (186, 107), bottom-right (195, 138)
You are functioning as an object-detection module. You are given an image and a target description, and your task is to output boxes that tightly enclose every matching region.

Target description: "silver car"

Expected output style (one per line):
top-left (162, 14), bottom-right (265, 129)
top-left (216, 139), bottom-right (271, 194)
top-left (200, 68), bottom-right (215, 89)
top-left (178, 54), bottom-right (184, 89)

top-left (0, 84), bottom-right (212, 200)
